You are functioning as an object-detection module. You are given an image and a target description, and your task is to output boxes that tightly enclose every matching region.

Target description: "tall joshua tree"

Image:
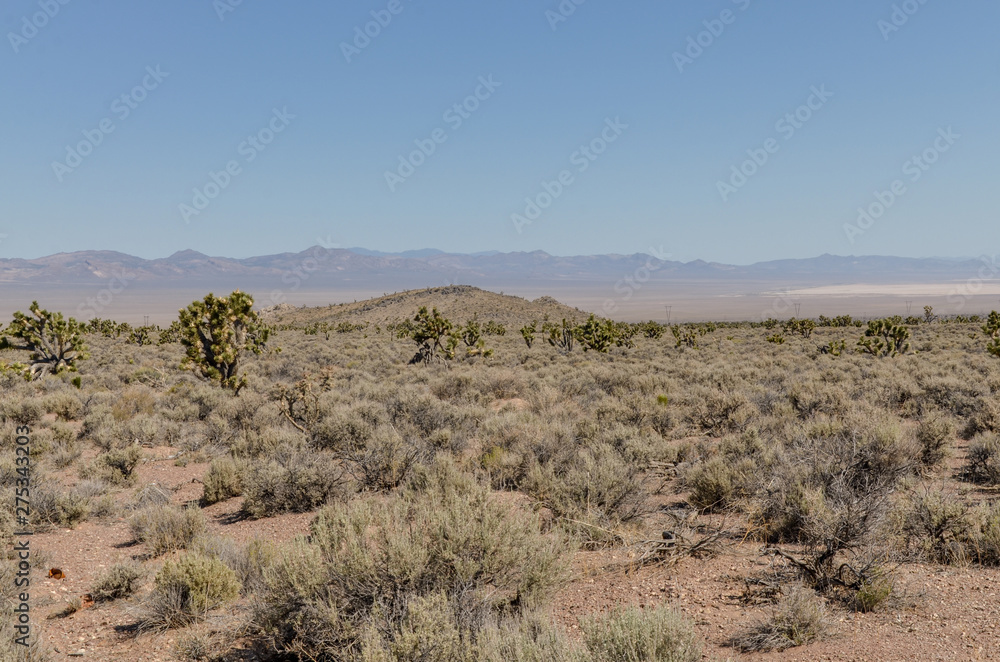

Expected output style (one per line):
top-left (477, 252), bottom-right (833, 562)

top-left (177, 291), bottom-right (269, 394)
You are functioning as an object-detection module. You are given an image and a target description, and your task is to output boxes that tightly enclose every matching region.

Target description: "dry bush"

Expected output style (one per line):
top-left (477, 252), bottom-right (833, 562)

top-left (0, 397), bottom-right (44, 426)
top-left (478, 413), bottom-right (572, 490)
top-left (31, 482), bottom-right (90, 530)
top-left (201, 456), bottom-right (244, 505)
top-left (916, 413), bottom-right (954, 467)
top-left (252, 459), bottom-right (571, 659)
top-left (730, 586), bottom-right (830, 652)
top-left (341, 426), bottom-right (423, 492)
top-left (752, 416), bottom-right (917, 601)
top-left (476, 613), bottom-right (587, 662)
top-left (582, 605), bottom-right (701, 662)
top-left (139, 553), bottom-right (240, 630)
top-left (121, 413), bottom-right (161, 446)
top-left (42, 391), bottom-right (83, 421)
top-left (964, 433), bottom-right (1000, 484)
top-left (129, 505), bottom-right (206, 556)
top-left (241, 447), bottom-right (351, 518)
top-left (191, 535), bottom-right (275, 595)
top-left (130, 483), bottom-right (172, 511)
top-left (91, 562), bottom-right (145, 602)
top-left (111, 385), bottom-right (157, 421)
top-left (900, 489), bottom-right (975, 565)
top-left (88, 444), bottom-right (144, 485)
top-left (48, 433), bottom-right (82, 470)
top-left (524, 441), bottom-right (648, 546)
top-left (975, 502), bottom-right (1000, 566)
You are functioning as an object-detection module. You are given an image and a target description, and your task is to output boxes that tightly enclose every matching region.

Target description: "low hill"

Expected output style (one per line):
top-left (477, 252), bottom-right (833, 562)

top-left (259, 285), bottom-right (590, 328)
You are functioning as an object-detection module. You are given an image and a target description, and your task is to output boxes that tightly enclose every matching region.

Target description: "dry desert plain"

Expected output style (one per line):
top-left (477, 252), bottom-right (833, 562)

top-left (2, 286), bottom-right (1000, 661)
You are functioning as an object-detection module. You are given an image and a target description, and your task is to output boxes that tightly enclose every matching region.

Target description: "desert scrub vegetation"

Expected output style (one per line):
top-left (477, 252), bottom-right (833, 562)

top-left (138, 553), bottom-right (241, 630)
top-left (91, 562), bottom-right (145, 602)
top-left (129, 504), bottom-right (206, 557)
top-left (730, 586), bottom-right (830, 652)
top-left (7, 294), bottom-right (1000, 656)
top-left (252, 459), bottom-right (572, 659)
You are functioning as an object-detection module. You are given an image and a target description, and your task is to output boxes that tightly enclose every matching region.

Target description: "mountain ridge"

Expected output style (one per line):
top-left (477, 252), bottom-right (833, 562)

top-left (0, 248), bottom-right (992, 285)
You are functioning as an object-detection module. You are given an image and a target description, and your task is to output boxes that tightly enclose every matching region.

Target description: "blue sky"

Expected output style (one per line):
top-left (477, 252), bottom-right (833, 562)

top-left (1, 0), bottom-right (996, 263)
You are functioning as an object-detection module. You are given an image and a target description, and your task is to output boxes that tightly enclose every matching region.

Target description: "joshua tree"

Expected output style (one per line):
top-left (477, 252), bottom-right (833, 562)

top-left (577, 315), bottom-right (616, 353)
top-left (982, 310), bottom-right (1000, 358)
top-left (1, 301), bottom-right (88, 379)
top-left (545, 319), bottom-right (575, 352)
top-left (671, 325), bottom-right (699, 349)
top-left (406, 306), bottom-right (455, 364)
top-left (177, 291), bottom-right (269, 393)
top-left (857, 319), bottom-right (910, 358)
top-left (782, 317), bottom-right (816, 338)
top-left (520, 321), bottom-right (537, 348)
top-left (459, 319), bottom-right (492, 357)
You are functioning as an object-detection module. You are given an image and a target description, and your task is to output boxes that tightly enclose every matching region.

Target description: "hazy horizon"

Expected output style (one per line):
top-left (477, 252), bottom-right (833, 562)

top-left (0, 244), bottom-right (991, 265)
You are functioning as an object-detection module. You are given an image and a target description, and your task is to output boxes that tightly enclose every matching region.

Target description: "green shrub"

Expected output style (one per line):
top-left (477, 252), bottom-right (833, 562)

top-left (201, 456), bottom-right (244, 505)
top-left (583, 605), bottom-right (701, 662)
top-left (849, 566), bottom-right (895, 613)
top-left (91, 562), bottom-right (145, 602)
top-left (143, 553), bottom-right (241, 629)
top-left (192, 535), bottom-right (275, 595)
top-left (129, 505), bottom-right (206, 557)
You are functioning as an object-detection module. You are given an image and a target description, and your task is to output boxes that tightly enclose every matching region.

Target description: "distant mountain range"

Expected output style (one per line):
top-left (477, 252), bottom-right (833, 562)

top-left (1, 248), bottom-right (996, 323)
top-left (0, 248), bottom-right (990, 286)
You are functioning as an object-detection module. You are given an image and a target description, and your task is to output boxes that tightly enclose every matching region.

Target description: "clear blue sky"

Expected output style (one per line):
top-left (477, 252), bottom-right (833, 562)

top-left (1, 0), bottom-right (997, 263)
